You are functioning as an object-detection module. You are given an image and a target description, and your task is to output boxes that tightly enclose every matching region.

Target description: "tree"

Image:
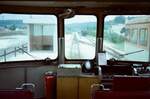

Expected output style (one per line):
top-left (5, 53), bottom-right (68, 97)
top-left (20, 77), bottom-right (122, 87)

top-left (9, 24), bottom-right (16, 30)
top-left (127, 16), bottom-right (135, 20)
top-left (120, 27), bottom-right (126, 34)
top-left (113, 16), bottom-right (125, 24)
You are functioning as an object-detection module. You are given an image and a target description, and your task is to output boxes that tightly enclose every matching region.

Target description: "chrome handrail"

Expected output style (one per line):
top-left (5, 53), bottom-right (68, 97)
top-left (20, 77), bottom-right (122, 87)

top-left (16, 83), bottom-right (35, 90)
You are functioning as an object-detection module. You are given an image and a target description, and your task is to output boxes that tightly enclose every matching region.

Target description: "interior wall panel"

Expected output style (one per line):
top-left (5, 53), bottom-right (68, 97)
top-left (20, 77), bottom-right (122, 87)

top-left (26, 66), bottom-right (57, 98)
top-left (0, 68), bottom-right (25, 89)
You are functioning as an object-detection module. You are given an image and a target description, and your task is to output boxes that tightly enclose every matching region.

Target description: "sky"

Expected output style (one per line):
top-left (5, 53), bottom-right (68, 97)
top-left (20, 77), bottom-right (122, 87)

top-left (104, 15), bottom-right (149, 22)
top-left (0, 14), bottom-right (97, 24)
top-left (0, 14), bottom-right (149, 24)
top-left (105, 15), bottom-right (116, 21)
top-left (0, 13), bottom-right (57, 22)
top-left (65, 15), bottom-right (97, 24)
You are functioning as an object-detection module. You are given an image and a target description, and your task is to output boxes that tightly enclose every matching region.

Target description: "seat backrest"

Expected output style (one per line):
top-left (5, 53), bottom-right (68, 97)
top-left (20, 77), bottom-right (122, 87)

top-left (101, 65), bottom-right (133, 75)
top-left (112, 76), bottom-right (150, 91)
top-left (0, 90), bottom-right (33, 99)
top-left (93, 90), bottom-right (150, 99)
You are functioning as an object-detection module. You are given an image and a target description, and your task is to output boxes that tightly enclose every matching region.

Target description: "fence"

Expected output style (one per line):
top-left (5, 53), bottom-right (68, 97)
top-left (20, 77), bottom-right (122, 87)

top-left (0, 43), bottom-right (28, 62)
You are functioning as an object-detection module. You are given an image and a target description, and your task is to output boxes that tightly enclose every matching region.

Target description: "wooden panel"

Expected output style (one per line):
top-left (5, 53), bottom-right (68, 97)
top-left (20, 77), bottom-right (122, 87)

top-left (57, 77), bottom-right (78, 99)
top-left (79, 77), bottom-right (99, 99)
top-left (57, 77), bottom-right (63, 99)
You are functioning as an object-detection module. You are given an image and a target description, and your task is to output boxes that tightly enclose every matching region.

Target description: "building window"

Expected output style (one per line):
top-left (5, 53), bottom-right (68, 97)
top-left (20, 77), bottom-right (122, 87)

top-left (139, 28), bottom-right (148, 46)
top-left (103, 15), bottom-right (149, 62)
top-left (124, 28), bottom-right (130, 41)
top-left (131, 28), bottom-right (138, 44)
top-left (30, 24), bottom-right (54, 51)
top-left (0, 13), bottom-right (58, 62)
top-left (65, 15), bottom-right (97, 59)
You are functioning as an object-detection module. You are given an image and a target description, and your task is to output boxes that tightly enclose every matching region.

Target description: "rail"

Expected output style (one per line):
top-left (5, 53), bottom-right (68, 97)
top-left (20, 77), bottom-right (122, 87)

top-left (104, 45), bottom-right (124, 59)
top-left (0, 43), bottom-right (28, 62)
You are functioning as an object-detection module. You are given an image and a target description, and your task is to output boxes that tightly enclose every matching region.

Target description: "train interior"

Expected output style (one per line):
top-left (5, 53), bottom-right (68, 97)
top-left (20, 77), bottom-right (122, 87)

top-left (0, 0), bottom-right (150, 99)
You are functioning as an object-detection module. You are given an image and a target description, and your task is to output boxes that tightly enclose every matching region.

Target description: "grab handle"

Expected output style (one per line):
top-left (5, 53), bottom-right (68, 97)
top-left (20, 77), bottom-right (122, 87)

top-left (16, 83), bottom-right (35, 90)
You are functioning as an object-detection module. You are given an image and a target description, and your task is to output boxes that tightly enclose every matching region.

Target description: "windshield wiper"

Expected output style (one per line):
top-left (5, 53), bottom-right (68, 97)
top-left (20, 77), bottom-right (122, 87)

top-left (120, 49), bottom-right (144, 57)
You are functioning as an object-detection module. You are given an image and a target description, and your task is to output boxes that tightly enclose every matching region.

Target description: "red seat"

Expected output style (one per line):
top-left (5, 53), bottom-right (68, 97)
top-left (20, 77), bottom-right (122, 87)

top-left (94, 90), bottom-right (150, 99)
top-left (112, 76), bottom-right (150, 91)
top-left (0, 90), bottom-right (33, 99)
top-left (92, 76), bottom-right (150, 99)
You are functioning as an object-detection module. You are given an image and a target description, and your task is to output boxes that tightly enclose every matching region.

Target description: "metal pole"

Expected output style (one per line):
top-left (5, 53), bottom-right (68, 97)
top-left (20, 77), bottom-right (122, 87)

top-left (4, 50), bottom-right (6, 62)
top-left (15, 47), bottom-right (16, 57)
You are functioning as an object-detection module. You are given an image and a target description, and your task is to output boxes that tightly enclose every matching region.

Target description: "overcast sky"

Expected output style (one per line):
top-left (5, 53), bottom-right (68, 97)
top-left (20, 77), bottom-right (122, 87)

top-left (1, 14), bottom-right (148, 24)
top-left (65, 15), bottom-right (97, 24)
top-left (0, 14), bottom-right (97, 24)
top-left (104, 15), bottom-right (149, 22)
top-left (0, 13), bottom-right (57, 22)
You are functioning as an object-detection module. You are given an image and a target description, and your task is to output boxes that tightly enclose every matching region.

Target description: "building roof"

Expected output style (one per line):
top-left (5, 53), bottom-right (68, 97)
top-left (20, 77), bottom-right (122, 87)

top-left (1, 1), bottom-right (150, 8)
top-left (126, 16), bottom-right (150, 24)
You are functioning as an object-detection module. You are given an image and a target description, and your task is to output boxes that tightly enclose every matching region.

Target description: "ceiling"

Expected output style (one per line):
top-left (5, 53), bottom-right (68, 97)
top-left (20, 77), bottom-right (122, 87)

top-left (0, 1), bottom-right (150, 8)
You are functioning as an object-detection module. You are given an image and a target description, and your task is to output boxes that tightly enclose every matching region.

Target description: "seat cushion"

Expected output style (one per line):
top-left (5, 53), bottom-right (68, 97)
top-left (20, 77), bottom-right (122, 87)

top-left (93, 90), bottom-right (150, 99)
top-left (112, 76), bottom-right (150, 91)
top-left (0, 90), bottom-right (33, 99)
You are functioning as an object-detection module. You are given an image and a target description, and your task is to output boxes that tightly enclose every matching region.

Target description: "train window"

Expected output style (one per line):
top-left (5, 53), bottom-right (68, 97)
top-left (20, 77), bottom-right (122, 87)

top-left (0, 13), bottom-right (58, 62)
top-left (104, 15), bottom-right (150, 62)
top-left (64, 15), bottom-right (97, 59)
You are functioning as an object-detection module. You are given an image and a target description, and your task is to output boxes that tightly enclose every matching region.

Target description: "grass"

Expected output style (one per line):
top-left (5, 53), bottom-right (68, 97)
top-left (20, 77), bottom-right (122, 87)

top-left (104, 40), bottom-right (125, 51)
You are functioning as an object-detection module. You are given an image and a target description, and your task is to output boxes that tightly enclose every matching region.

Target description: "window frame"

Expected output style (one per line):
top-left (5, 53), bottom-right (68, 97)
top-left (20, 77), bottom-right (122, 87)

top-left (0, 13), bottom-right (59, 62)
top-left (64, 14), bottom-right (98, 61)
top-left (103, 14), bottom-right (150, 62)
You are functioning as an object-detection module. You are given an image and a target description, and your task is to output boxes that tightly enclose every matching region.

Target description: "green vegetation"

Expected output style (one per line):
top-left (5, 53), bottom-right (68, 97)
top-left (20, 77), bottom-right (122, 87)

top-left (9, 24), bottom-right (16, 30)
top-left (104, 31), bottom-right (125, 43)
top-left (113, 16), bottom-right (125, 24)
top-left (80, 30), bottom-right (96, 37)
top-left (111, 33), bottom-right (125, 43)
top-left (104, 16), bottom-right (127, 51)
top-left (65, 22), bottom-right (96, 37)
top-left (104, 16), bottom-right (126, 44)
top-left (105, 16), bottom-right (126, 25)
